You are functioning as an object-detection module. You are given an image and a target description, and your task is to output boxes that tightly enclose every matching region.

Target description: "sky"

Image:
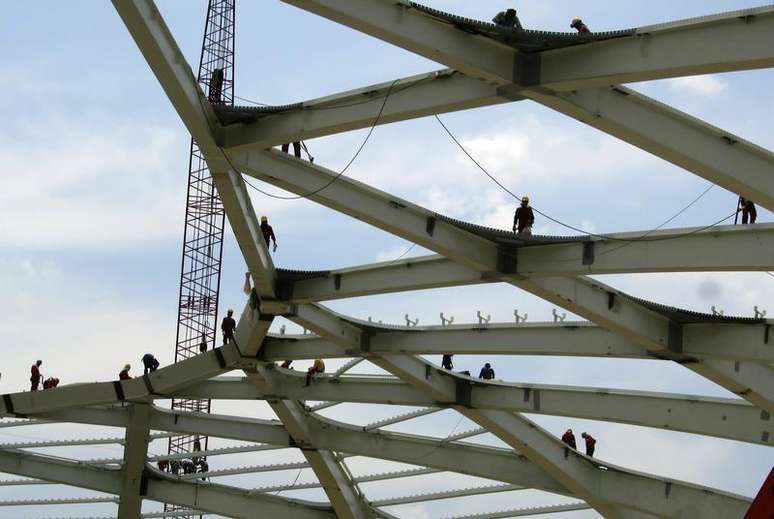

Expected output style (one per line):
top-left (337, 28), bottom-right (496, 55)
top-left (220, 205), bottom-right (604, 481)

top-left (1, 0), bottom-right (773, 517)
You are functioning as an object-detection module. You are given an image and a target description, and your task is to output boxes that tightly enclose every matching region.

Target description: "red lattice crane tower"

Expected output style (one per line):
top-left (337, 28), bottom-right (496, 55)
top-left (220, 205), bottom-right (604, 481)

top-left (165, 1), bottom-right (235, 516)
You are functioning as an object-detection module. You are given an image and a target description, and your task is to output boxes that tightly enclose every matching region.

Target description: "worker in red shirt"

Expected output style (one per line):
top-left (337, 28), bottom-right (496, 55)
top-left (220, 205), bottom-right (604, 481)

top-left (570, 17), bottom-right (590, 33)
top-left (42, 377), bottom-right (60, 390)
top-left (561, 429), bottom-right (577, 449)
top-left (260, 216), bottom-right (278, 252)
top-left (30, 360), bottom-right (43, 391)
top-left (305, 358), bottom-right (325, 387)
top-left (513, 196), bottom-right (535, 236)
top-left (119, 364), bottom-right (131, 380)
top-left (581, 432), bottom-right (597, 457)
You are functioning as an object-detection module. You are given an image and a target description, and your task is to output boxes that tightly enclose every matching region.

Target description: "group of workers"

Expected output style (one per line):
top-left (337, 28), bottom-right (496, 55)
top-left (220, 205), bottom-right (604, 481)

top-left (277, 358), bottom-right (327, 386)
top-left (118, 353), bottom-right (160, 381)
top-left (158, 436), bottom-right (209, 480)
top-left (441, 354), bottom-right (496, 381)
top-left (492, 8), bottom-right (590, 34)
top-left (562, 428), bottom-right (597, 457)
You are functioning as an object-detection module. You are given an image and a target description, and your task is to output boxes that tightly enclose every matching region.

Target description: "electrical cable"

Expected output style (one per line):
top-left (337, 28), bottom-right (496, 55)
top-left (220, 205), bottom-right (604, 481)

top-left (392, 243), bottom-right (417, 261)
top-left (434, 114), bottom-right (730, 244)
top-left (236, 78), bottom-right (401, 201)
top-left (274, 466), bottom-right (304, 496)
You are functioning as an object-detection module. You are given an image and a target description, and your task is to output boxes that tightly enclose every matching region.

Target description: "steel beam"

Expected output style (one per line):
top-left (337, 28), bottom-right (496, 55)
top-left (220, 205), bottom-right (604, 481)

top-left (283, 0), bottom-right (774, 210)
top-left (284, 225), bottom-right (774, 303)
top-left (219, 69), bottom-right (516, 150)
top-left (118, 403), bottom-right (151, 518)
top-left (0, 344), bottom-right (241, 419)
top-left (234, 151), bottom-right (774, 412)
top-left (0, 447), bottom-right (334, 519)
top-left (174, 374), bottom-right (771, 446)
top-left (249, 364), bottom-right (370, 519)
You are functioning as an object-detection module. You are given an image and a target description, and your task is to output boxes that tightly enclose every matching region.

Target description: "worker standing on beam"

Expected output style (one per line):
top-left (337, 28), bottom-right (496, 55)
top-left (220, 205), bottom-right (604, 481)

top-left (570, 17), bottom-right (590, 33)
top-left (492, 8), bottom-right (523, 30)
top-left (30, 360), bottom-right (42, 391)
top-left (441, 354), bottom-right (454, 370)
top-left (478, 362), bottom-right (495, 380)
top-left (581, 432), bottom-right (596, 457)
top-left (281, 141), bottom-right (301, 159)
top-left (221, 309), bottom-right (236, 345)
top-left (142, 353), bottom-right (160, 375)
top-left (260, 216), bottom-right (278, 253)
top-left (119, 364), bottom-right (131, 380)
top-left (513, 196), bottom-right (535, 236)
top-left (561, 429), bottom-right (577, 449)
top-left (737, 196), bottom-right (757, 224)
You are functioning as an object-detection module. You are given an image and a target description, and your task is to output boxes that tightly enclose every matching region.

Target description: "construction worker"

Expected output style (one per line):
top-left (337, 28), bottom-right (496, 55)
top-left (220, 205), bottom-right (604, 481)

top-left (305, 358), bottom-right (325, 386)
top-left (281, 141), bottom-right (301, 158)
top-left (738, 196), bottom-right (758, 224)
top-left (42, 377), bottom-right (59, 390)
top-left (119, 364), bottom-right (131, 380)
top-left (581, 432), bottom-right (596, 457)
top-left (192, 435), bottom-right (202, 465)
top-left (142, 353), bottom-right (160, 375)
top-left (182, 459), bottom-right (196, 475)
top-left (492, 8), bottom-right (523, 30)
top-left (157, 459), bottom-right (170, 472)
top-left (441, 354), bottom-right (454, 371)
top-left (221, 309), bottom-right (236, 345)
top-left (478, 362), bottom-right (495, 380)
top-left (260, 216), bottom-right (278, 252)
top-left (30, 360), bottom-right (42, 391)
top-left (199, 333), bottom-right (208, 354)
top-left (513, 196), bottom-right (535, 236)
top-left (198, 459), bottom-right (209, 481)
top-left (280, 360), bottom-right (293, 369)
top-left (570, 17), bottom-right (590, 33)
top-left (170, 460), bottom-right (181, 476)
top-left (561, 429), bottom-right (577, 449)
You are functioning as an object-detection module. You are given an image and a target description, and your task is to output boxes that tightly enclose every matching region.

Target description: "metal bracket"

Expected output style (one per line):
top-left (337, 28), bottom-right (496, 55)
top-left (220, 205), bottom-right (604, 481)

top-left (513, 53), bottom-right (541, 87)
top-left (455, 378), bottom-right (472, 408)
top-left (582, 242), bottom-right (595, 266)
top-left (426, 216), bottom-right (436, 236)
top-left (360, 329), bottom-right (372, 353)
top-left (668, 322), bottom-right (683, 354)
top-left (334, 273), bottom-right (342, 291)
top-left (497, 247), bottom-right (517, 274)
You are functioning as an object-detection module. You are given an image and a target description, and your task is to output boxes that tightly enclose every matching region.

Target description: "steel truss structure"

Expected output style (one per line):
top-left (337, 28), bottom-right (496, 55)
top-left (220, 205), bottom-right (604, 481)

top-left (3, 1), bottom-right (773, 517)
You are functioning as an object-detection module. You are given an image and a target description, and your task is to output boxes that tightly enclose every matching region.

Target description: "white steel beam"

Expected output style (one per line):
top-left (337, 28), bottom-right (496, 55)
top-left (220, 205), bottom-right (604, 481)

top-left (174, 375), bottom-right (771, 446)
top-left (261, 319), bottom-right (774, 364)
top-left (0, 447), bottom-right (334, 519)
top-left (369, 354), bottom-right (751, 518)
top-left (0, 344), bottom-right (242, 418)
top-left (112, 0), bottom-right (278, 298)
top-left (283, 0), bottom-right (774, 210)
top-left (220, 69), bottom-right (516, 150)
top-left (284, 225), bottom-right (774, 303)
top-left (118, 404), bottom-right (151, 518)
top-left (249, 364), bottom-right (370, 519)
top-left (279, 303), bottom-right (754, 517)
top-left (282, 1), bottom-right (774, 90)
top-left (233, 151), bottom-right (774, 412)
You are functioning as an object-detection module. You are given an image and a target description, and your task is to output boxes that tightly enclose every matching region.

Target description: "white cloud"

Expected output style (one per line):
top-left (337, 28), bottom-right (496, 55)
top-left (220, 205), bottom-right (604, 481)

top-left (667, 75), bottom-right (728, 97)
top-left (1, 116), bottom-right (186, 250)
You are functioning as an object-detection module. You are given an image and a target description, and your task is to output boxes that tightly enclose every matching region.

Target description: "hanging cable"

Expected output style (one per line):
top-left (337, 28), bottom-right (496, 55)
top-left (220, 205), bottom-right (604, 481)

top-left (392, 243), bottom-right (417, 261)
top-left (434, 115), bottom-right (731, 243)
top-left (235, 79), bottom-right (400, 201)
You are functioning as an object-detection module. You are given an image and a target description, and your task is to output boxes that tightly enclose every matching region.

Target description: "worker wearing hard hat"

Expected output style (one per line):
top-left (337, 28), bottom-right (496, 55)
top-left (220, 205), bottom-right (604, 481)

top-left (513, 196), bottom-right (535, 236)
top-left (260, 216), bottom-right (278, 253)
top-left (571, 17), bottom-right (590, 33)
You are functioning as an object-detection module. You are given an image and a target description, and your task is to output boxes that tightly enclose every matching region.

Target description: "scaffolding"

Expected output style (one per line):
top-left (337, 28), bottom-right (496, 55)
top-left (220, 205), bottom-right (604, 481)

top-left (166, 1), bottom-right (235, 517)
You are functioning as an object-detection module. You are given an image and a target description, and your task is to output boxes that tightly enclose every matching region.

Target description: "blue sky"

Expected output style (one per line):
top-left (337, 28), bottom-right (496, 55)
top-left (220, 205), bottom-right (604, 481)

top-left (1, 1), bottom-right (773, 517)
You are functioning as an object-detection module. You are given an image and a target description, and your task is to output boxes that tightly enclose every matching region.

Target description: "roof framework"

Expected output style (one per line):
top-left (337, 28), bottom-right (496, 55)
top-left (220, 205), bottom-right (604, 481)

top-left (4, 1), bottom-right (773, 517)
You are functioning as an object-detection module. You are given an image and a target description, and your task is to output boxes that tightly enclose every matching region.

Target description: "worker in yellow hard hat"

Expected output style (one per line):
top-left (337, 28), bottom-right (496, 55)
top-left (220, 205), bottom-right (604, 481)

top-left (513, 196), bottom-right (535, 236)
top-left (571, 17), bottom-right (590, 33)
top-left (260, 216), bottom-right (277, 252)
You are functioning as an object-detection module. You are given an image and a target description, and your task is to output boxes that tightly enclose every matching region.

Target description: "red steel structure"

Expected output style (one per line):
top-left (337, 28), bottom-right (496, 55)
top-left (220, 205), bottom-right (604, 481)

top-left (165, 1), bottom-right (235, 517)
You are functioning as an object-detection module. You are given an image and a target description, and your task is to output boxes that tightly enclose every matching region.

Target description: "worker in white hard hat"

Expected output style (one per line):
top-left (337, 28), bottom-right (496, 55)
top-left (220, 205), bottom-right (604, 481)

top-left (570, 17), bottom-right (590, 33)
top-left (260, 216), bottom-right (278, 252)
top-left (513, 196), bottom-right (535, 236)
top-left (221, 309), bottom-right (236, 345)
